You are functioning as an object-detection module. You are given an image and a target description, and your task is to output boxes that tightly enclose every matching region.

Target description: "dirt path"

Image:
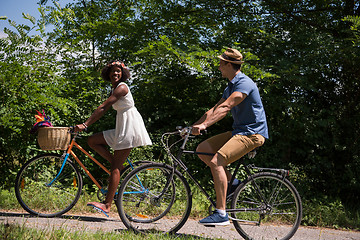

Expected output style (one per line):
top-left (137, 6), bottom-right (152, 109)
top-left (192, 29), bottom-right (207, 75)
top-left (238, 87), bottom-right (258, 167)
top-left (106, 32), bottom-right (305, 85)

top-left (1, 210), bottom-right (359, 240)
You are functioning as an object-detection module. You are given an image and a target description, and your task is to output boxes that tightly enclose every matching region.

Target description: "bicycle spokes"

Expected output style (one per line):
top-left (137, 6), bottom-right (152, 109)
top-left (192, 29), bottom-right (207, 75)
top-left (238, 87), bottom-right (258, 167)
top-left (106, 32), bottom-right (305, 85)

top-left (231, 172), bottom-right (302, 240)
top-left (117, 164), bottom-right (192, 234)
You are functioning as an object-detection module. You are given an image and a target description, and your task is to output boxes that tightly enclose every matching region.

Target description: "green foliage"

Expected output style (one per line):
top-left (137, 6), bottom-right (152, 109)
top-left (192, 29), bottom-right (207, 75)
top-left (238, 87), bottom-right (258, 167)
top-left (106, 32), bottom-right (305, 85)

top-left (0, 15), bottom-right (106, 189)
top-left (0, 24), bottom-right (69, 188)
top-left (302, 197), bottom-right (360, 230)
top-left (344, 15), bottom-right (360, 45)
top-left (1, 0), bottom-right (360, 229)
top-left (0, 188), bottom-right (21, 210)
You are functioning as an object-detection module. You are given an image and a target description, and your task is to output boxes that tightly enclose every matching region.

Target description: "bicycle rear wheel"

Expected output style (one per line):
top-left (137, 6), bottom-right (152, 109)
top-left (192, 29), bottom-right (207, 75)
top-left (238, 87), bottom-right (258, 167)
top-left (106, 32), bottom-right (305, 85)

top-left (15, 154), bottom-right (83, 217)
top-left (117, 163), bottom-right (192, 234)
top-left (231, 172), bottom-right (302, 240)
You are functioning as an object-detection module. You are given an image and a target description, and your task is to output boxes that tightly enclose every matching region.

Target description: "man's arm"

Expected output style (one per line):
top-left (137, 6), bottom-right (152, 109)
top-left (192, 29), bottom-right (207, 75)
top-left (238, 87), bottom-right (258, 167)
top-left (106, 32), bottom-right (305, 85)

top-left (192, 91), bottom-right (247, 135)
top-left (192, 98), bottom-right (225, 126)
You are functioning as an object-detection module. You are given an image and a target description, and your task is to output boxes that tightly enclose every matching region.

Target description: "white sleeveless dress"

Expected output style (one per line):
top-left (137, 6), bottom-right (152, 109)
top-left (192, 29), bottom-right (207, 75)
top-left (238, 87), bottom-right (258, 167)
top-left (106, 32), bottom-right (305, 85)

top-left (103, 82), bottom-right (152, 150)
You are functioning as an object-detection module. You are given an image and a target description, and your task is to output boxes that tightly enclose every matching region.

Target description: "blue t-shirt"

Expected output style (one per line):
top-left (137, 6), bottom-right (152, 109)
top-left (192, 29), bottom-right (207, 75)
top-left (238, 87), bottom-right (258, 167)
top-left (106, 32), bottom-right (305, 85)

top-left (222, 72), bottom-right (269, 138)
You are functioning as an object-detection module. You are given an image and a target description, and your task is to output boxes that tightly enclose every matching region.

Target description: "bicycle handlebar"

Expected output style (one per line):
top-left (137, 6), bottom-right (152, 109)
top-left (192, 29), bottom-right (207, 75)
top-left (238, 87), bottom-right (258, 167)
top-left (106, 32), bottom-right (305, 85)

top-left (176, 126), bottom-right (207, 137)
top-left (69, 126), bottom-right (75, 133)
top-left (68, 126), bottom-right (88, 138)
top-left (178, 126), bottom-right (192, 137)
top-left (161, 126), bottom-right (207, 154)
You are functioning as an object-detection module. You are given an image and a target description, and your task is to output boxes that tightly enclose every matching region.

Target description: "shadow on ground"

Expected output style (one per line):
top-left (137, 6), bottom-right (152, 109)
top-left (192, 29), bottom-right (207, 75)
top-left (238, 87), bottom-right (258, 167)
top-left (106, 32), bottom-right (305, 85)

top-left (0, 211), bottom-right (214, 240)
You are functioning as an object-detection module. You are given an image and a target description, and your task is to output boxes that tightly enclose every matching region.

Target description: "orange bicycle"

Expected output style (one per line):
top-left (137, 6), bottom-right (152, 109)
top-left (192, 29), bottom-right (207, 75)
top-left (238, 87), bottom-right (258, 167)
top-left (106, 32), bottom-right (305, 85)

top-left (15, 127), bottom-right (150, 217)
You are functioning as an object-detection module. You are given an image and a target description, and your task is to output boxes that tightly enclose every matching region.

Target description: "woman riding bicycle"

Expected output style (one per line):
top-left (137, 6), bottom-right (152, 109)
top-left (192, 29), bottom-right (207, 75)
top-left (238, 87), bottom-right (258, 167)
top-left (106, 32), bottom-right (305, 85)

top-left (75, 60), bottom-right (152, 215)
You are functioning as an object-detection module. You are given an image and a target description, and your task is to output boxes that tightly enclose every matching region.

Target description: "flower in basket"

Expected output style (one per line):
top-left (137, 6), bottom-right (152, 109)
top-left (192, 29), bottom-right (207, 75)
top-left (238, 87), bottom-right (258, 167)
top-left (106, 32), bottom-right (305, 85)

top-left (30, 110), bottom-right (53, 134)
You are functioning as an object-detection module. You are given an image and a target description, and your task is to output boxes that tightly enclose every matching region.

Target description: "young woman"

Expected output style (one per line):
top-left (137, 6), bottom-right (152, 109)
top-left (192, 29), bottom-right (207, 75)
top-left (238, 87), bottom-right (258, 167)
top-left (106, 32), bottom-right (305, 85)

top-left (75, 60), bottom-right (152, 215)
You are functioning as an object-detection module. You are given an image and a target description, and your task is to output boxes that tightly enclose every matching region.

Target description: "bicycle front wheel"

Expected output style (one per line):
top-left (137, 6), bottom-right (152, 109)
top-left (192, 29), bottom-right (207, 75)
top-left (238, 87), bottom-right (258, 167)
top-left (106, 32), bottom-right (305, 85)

top-left (120, 160), bottom-right (154, 182)
top-left (231, 172), bottom-right (302, 240)
top-left (97, 160), bottom-right (153, 202)
top-left (117, 163), bottom-right (192, 234)
top-left (15, 154), bottom-right (83, 217)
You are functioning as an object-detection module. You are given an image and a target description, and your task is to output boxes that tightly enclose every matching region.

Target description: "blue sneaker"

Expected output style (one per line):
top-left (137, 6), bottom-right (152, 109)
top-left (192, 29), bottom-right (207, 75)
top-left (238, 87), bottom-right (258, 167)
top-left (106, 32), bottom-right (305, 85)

top-left (199, 211), bottom-right (230, 226)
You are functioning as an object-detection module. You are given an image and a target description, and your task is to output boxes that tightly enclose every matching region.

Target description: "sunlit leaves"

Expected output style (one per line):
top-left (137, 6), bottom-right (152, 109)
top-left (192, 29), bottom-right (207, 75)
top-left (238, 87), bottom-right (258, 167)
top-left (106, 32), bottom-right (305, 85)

top-left (1, 0), bottom-right (360, 206)
top-left (0, 19), bottom-right (78, 186)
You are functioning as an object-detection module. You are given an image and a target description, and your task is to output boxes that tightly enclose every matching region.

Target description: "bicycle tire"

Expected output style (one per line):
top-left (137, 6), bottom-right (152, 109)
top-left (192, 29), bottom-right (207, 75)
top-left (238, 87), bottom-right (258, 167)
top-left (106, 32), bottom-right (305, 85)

top-left (231, 172), bottom-right (302, 240)
top-left (15, 154), bottom-right (83, 217)
top-left (117, 163), bottom-right (192, 234)
top-left (120, 163), bottom-right (177, 224)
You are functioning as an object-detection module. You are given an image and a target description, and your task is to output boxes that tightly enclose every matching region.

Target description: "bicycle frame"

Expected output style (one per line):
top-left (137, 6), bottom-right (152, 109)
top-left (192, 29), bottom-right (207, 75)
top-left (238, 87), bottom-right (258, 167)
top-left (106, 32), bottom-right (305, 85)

top-left (47, 132), bottom-right (141, 194)
top-left (161, 128), bottom-right (291, 212)
top-left (161, 130), bottom-right (219, 208)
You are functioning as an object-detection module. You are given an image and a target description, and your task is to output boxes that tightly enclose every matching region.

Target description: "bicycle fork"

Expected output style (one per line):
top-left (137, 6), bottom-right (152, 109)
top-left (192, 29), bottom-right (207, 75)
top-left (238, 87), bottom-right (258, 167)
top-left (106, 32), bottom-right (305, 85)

top-left (46, 153), bottom-right (70, 187)
top-left (150, 164), bottom-right (177, 207)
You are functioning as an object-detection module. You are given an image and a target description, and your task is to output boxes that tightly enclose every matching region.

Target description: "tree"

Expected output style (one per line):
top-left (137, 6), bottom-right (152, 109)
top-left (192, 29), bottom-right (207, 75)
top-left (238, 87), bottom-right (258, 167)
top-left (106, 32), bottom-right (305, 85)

top-left (0, 11), bottom-right (106, 188)
top-left (2, 0), bottom-right (360, 216)
top-left (204, 0), bottom-right (360, 204)
top-left (0, 18), bottom-right (71, 187)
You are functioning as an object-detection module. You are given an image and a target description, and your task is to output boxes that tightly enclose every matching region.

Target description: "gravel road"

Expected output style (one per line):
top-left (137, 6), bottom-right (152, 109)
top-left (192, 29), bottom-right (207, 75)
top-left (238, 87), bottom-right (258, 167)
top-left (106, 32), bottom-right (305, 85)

top-left (1, 210), bottom-right (359, 240)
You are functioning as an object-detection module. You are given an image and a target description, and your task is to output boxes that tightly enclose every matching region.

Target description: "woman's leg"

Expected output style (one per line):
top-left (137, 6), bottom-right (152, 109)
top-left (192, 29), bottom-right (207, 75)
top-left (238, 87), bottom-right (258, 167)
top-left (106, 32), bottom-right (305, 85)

top-left (103, 148), bottom-right (132, 208)
top-left (87, 132), bottom-right (114, 164)
top-left (88, 148), bottom-right (132, 213)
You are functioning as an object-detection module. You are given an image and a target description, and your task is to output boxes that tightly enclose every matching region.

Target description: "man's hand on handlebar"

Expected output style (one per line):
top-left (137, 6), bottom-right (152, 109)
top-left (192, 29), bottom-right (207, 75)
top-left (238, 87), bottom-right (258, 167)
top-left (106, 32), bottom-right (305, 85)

top-left (191, 124), bottom-right (206, 135)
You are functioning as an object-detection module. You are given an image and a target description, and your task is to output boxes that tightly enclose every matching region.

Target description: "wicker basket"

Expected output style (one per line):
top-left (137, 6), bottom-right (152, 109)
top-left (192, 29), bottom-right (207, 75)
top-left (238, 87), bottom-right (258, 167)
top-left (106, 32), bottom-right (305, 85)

top-left (37, 127), bottom-right (71, 150)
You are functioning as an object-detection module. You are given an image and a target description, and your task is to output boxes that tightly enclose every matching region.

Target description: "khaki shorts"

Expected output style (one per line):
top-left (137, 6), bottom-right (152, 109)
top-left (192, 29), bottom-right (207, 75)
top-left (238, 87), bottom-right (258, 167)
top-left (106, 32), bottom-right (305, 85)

top-left (204, 131), bottom-right (265, 165)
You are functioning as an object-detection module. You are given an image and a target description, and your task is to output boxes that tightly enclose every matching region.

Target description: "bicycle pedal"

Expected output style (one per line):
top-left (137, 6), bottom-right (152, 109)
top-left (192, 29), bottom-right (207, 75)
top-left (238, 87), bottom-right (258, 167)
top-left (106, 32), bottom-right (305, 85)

top-left (91, 206), bottom-right (103, 213)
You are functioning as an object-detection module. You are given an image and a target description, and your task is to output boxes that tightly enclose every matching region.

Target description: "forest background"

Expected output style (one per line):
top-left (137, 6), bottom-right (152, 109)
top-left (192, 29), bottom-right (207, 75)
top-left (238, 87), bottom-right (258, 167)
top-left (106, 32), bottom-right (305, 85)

top-left (1, 0), bottom-right (359, 229)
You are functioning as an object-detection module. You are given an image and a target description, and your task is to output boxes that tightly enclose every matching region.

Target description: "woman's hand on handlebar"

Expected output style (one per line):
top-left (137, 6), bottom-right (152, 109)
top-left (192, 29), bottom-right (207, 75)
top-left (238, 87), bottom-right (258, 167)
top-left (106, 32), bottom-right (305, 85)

top-left (74, 124), bottom-right (86, 132)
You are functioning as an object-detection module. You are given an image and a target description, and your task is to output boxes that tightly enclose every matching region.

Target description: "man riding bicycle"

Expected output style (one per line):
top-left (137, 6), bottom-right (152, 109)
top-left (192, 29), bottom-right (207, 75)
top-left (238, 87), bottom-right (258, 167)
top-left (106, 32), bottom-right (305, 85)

top-left (191, 48), bottom-right (269, 226)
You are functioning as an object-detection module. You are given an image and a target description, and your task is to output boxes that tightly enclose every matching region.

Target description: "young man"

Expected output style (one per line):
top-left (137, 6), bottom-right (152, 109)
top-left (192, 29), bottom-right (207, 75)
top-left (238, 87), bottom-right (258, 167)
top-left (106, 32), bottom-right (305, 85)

top-left (192, 48), bottom-right (269, 225)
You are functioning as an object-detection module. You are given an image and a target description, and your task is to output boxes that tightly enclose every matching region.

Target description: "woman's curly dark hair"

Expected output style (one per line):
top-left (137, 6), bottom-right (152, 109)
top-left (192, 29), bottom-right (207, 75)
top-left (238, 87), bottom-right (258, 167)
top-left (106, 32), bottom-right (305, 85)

top-left (101, 60), bottom-right (130, 82)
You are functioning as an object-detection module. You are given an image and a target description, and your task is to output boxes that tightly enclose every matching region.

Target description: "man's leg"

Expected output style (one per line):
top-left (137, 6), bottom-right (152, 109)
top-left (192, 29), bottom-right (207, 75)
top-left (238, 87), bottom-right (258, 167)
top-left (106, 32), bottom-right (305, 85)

top-left (196, 134), bottom-right (231, 225)
top-left (197, 133), bottom-right (265, 225)
top-left (197, 142), bottom-right (228, 209)
top-left (197, 151), bottom-right (230, 225)
top-left (208, 153), bottom-right (228, 210)
top-left (197, 133), bottom-right (233, 183)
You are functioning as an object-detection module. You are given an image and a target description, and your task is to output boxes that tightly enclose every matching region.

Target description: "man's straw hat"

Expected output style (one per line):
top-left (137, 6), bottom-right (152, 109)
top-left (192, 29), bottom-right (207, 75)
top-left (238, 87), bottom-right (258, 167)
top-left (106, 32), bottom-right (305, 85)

top-left (218, 48), bottom-right (244, 65)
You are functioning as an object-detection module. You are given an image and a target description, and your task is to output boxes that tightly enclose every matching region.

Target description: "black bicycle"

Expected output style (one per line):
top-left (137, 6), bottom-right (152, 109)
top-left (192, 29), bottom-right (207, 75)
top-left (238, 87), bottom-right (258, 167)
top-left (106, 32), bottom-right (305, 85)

top-left (116, 127), bottom-right (302, 240)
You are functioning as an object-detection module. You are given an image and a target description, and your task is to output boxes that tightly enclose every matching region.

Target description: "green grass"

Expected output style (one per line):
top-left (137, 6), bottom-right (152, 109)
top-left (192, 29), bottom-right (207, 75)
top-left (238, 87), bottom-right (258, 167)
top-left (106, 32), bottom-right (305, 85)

top-left (1, 187), bottom-right (359, 231)
top-left (0, 188), bottom-right (22, 210)
top-left (0, 186), bottom-right (209, 218)
top-left (0, 222), bottom-right (204, 240)
top-left (0, 187), bottom-right (99, 214)
top-left (302, 198), bottom-right (360, 230)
